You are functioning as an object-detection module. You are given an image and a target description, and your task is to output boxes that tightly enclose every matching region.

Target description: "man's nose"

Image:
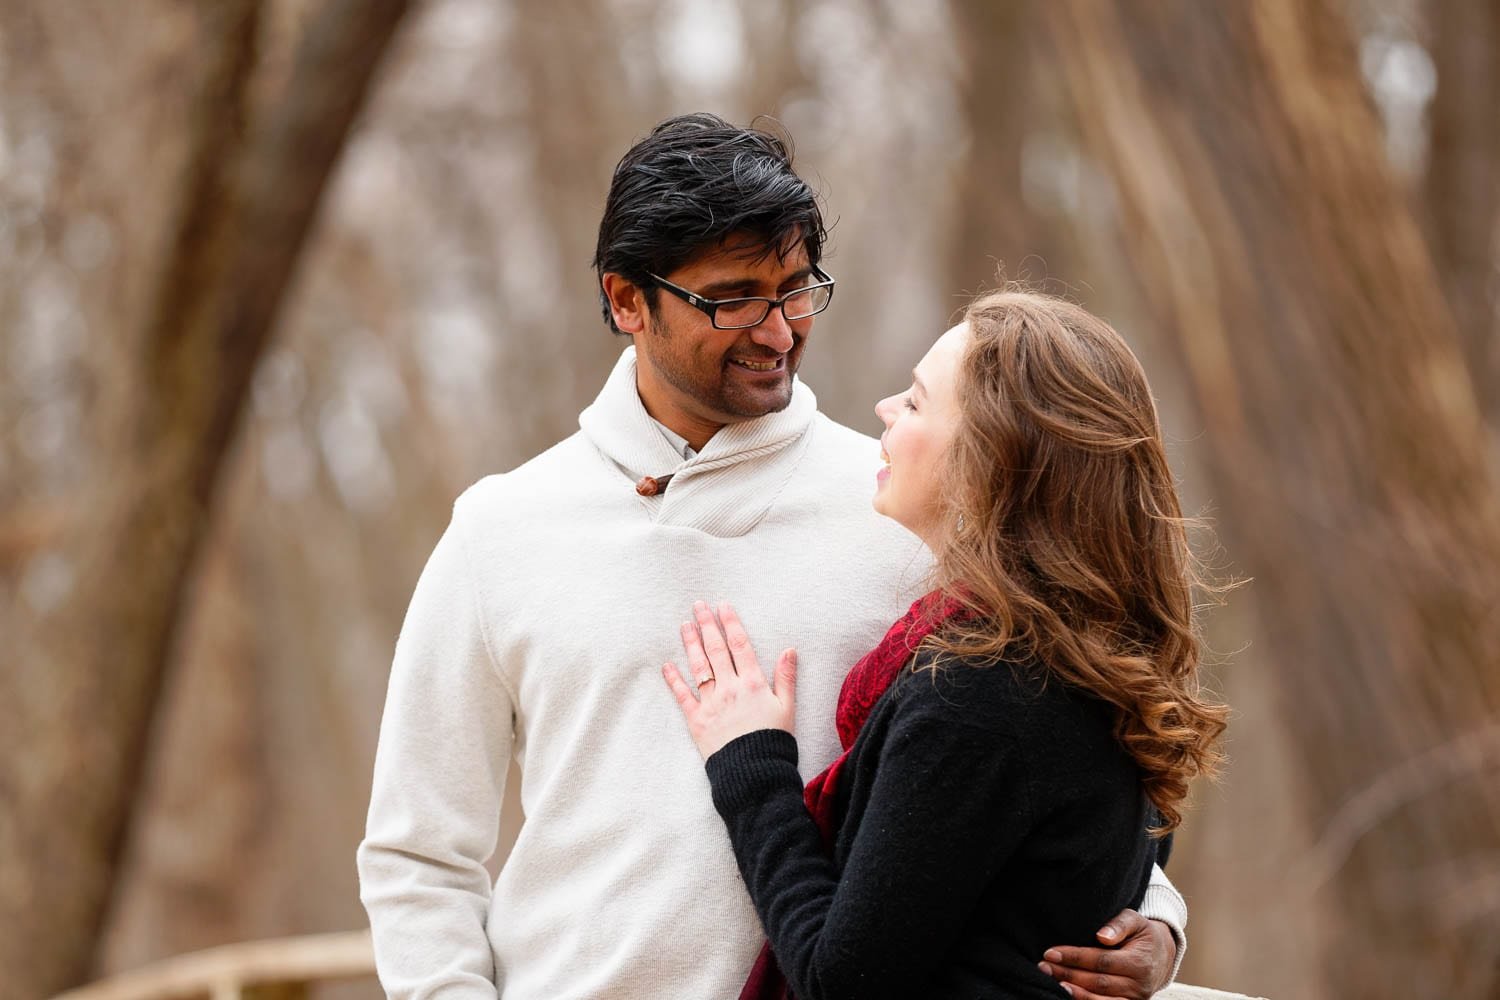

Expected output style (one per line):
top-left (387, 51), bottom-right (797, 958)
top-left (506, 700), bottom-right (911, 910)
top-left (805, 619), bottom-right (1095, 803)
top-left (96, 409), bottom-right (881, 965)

top-left (749, 306), bottom-right (795, 353)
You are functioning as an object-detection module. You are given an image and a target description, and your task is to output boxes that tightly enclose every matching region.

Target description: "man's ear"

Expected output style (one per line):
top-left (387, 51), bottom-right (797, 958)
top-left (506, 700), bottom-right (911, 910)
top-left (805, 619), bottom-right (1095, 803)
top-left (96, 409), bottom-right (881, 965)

top-left (601, 273), bottom-right (649, 336)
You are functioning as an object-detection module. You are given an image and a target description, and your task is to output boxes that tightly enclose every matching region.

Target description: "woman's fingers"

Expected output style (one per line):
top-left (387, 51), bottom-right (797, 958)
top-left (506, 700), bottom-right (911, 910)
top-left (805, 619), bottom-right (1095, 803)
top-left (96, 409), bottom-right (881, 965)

top-left (680, 620), bottom-right (715, 691)
top-left (774, 648), bottom-right (798, 705)
top-left (693, 601), bottom-right (737, 676)
top-left (661, 663), bottom-right (699, 716)
top-left (715, 602), bottom-right (762, 679)
top-left (666, 604), bottom-right (798, 758)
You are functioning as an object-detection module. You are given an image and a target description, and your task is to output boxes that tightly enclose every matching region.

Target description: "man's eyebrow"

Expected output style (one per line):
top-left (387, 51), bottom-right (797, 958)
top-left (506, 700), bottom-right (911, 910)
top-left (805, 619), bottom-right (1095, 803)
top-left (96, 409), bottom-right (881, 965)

top-left (697, 267), bottom-right (814, 299)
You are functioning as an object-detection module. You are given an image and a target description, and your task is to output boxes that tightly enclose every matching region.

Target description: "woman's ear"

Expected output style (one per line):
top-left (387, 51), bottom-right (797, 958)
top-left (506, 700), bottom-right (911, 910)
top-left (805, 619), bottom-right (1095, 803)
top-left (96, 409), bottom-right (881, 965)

top-left (601, 273), bottom-right (649, 336)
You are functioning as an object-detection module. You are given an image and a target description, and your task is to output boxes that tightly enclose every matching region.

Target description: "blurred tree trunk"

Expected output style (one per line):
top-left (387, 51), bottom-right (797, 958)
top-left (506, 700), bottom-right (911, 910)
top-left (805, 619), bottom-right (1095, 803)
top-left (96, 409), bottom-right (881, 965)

top-left (1045, 2), bottom-right (1500, 998)
top-left (1424, 0), bottom-right (1500, 422)
top-left (946, 0), bottom-right (1044, 293)
top-left (0, 1), bottom-right (411, 995)
top-left (508, 0), bottom-right (657, 448)
top-left (740, 0), bottom-right (812, 123)
top-left (96, 455), bottom-right (270, 968)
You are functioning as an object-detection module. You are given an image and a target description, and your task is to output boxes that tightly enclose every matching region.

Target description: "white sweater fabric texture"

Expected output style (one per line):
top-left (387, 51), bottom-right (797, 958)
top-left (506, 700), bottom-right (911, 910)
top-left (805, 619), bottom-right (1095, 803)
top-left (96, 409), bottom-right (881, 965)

top-left (357, 346), bottom-right (1188, 1000)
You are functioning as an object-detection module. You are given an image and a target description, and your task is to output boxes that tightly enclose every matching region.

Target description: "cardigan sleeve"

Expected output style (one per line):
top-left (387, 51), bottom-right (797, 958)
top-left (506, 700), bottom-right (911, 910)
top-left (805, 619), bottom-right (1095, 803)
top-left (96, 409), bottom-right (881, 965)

top-left (706, 694), bottom-right (1035, 1000)
top-left (356, 501), bottom-right (515, 1000)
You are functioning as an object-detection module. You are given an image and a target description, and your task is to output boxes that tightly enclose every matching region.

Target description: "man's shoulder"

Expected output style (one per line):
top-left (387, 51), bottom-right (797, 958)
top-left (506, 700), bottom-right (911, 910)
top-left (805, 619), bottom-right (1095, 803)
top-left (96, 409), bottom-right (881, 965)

top-left (810, 410), bottom-right (879, 447)
top-left (807, 410), bottom-right (881, 464)
top-left (453, 431), bottom-right (598, 521)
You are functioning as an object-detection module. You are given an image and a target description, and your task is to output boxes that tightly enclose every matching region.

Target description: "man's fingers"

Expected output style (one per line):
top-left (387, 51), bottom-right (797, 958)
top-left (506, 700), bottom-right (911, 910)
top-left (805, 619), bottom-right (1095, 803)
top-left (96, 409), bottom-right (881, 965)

top-left (1096, 908), bottom-right (1148, 945)
top-left (1041, 946), bottom-right (1140, 979)
top-left (1042, 938), bottom-right (1157, 1000)
top-left (1053, 983), bottom-right (1112, 1000)
top-left (693, 601), bottom-right (736, 674)
top-left (1050, 947), bottom-right (1122, 977)
top-left (1037, 961), bottom-right (1142, 1000)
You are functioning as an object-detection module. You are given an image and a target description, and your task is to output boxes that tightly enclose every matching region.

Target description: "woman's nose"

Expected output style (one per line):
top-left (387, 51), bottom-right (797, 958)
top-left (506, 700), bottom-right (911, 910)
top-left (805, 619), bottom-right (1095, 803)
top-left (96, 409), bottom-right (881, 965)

top-left (874, 395), bottom-right (896, 426)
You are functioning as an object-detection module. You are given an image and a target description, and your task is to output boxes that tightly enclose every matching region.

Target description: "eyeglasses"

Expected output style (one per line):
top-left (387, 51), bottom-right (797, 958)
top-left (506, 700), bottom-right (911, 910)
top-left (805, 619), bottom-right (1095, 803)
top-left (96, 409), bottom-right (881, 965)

top-left (646, 267), bottom-right (836, 330)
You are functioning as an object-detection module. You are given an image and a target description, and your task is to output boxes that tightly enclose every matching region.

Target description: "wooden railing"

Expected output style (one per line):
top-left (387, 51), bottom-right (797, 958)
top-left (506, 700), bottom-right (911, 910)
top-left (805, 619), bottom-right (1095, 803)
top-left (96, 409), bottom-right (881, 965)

top-left (51, 930), bottom-right (1266, 1000)
top-left (51, 931), bottom-right (377, 1000)
top-left (1160, 986), bottom-right (1268, 1000)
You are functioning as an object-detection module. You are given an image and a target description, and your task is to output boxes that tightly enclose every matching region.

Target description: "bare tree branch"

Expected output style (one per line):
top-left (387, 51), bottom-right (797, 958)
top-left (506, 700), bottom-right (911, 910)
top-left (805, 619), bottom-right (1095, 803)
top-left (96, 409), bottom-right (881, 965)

top-left (0, 2), bottom-right (412, 995)
top-left (1044, 1), bottom-right (1500, 996)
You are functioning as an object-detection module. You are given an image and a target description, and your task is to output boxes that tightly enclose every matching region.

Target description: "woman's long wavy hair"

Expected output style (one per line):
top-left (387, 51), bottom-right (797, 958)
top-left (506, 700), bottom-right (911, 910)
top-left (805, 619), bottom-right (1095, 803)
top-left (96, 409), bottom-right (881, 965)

top-left (924, 289), bottom-right (1227, 833)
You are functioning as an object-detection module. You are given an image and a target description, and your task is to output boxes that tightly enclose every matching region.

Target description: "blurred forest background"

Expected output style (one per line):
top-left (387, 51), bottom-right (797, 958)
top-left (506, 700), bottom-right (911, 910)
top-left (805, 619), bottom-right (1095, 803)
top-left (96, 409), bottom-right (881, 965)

top-left (1, 1), bottom-right (1497, 999)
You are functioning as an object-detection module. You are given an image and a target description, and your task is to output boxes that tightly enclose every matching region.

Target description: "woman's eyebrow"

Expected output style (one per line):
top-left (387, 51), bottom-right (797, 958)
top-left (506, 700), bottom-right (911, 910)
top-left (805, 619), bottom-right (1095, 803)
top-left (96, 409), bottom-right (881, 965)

top-left (912, 372), bottom-right (927, 397)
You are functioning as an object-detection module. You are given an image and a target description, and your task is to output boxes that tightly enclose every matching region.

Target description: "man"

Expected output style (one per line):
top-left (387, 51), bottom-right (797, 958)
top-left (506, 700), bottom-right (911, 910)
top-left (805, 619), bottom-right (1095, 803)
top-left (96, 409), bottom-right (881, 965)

top-left (358, 113), bottom-right (1186, 999)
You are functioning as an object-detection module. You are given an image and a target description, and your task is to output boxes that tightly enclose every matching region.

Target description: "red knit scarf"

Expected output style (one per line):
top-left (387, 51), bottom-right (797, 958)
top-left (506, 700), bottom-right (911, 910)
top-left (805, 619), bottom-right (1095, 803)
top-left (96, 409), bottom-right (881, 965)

top-left (739, 591), bottom-right (965, 1000)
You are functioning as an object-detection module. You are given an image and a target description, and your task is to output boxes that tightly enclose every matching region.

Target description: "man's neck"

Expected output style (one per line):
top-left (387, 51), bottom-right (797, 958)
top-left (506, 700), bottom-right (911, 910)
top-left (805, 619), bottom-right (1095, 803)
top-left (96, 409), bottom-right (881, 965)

top-left (635, 394), bottom-right (725, 454)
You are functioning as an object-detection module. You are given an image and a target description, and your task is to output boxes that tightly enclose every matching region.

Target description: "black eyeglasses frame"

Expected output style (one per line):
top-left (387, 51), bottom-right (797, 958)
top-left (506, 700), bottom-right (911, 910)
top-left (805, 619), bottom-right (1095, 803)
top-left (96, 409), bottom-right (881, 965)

top-left (645, 266), bottom-right (836, 330)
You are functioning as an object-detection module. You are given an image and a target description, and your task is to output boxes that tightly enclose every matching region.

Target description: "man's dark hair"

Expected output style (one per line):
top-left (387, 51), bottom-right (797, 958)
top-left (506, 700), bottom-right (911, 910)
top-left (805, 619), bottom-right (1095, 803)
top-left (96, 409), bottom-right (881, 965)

top-left (592, 113), bottom-right (826, 335)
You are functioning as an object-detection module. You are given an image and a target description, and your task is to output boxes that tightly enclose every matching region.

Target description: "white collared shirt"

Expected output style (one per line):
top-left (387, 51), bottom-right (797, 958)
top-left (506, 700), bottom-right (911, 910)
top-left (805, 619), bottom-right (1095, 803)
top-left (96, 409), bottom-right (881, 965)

top-left (652, 419), bottom-right (697, 461)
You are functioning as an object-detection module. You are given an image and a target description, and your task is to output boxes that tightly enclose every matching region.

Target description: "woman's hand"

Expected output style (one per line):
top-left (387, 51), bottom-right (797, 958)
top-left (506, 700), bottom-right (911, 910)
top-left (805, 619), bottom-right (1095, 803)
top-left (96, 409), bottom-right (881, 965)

top-left (662, 600), bottom-right (798, 760)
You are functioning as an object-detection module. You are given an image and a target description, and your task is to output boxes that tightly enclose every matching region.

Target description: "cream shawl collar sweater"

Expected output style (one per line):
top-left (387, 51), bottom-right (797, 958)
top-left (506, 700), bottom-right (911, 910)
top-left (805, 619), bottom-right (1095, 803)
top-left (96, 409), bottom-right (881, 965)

top-left (577, 346), bottom-right (819, 536)
top-left (358, 348), bottom-right (1187, 1000)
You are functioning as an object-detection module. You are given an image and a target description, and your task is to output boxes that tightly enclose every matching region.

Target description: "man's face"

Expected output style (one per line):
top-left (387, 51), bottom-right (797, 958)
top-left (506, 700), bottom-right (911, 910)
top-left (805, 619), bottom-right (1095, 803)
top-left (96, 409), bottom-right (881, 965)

top-left (631, 239), bottom-right (817, 441)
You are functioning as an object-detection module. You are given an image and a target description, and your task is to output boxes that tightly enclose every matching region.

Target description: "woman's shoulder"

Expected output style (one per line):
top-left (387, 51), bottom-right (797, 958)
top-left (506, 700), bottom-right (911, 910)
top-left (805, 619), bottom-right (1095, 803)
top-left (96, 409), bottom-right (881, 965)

top-left (898, 646), bottom-right (1045, 705)
top-left (880, 649), bottom-right (1035, 738)
top-left (894, 647), bottom-right (1117, 747)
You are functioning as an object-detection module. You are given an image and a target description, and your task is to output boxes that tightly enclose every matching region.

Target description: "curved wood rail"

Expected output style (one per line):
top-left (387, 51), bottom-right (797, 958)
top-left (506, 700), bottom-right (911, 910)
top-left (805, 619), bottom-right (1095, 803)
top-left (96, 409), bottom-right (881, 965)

top-left (50, 930), bottom-right (1265, 1000)
top-left (50, 930), bottom-right (376, 1000)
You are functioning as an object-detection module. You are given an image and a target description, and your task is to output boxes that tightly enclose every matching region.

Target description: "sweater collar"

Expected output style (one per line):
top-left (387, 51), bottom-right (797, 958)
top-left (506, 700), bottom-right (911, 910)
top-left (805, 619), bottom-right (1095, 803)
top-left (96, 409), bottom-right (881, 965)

top-left (578, 346), bottom-right (818, 535)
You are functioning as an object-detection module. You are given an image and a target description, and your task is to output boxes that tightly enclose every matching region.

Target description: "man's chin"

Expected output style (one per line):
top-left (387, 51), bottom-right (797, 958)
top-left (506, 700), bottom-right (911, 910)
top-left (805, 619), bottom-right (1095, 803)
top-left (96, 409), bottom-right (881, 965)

top-left (720, 382), bottom-right (794, 419)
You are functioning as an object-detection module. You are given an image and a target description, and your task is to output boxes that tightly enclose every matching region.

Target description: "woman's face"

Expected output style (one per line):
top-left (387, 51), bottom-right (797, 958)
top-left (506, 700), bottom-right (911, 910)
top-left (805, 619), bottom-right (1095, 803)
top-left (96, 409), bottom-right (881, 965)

top-left (873, 322), bottom-right (968, 545)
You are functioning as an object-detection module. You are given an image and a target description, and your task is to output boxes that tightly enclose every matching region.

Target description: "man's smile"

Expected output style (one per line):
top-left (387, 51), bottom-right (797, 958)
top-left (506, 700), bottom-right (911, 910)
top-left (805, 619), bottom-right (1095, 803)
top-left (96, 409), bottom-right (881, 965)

top-left (727, 355), bottom-right (785, 374)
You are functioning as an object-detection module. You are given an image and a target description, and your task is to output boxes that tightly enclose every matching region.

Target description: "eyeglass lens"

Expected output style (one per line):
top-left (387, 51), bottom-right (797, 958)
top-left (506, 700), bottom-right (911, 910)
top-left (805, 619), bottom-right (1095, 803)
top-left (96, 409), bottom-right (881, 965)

top-left (715, 284), bottom-right (832, 329)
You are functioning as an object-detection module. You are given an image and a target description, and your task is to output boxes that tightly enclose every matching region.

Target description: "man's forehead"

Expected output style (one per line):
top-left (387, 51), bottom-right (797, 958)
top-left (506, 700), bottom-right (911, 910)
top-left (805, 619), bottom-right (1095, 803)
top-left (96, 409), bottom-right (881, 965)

top-left (675, 237), bottom-right (811, 283)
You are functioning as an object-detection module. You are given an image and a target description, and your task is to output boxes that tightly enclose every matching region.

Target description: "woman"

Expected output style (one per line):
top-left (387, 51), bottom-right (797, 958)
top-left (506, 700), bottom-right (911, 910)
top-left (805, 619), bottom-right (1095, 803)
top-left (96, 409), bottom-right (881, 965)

top-left (661, 290), bottom-right (1228, 1000)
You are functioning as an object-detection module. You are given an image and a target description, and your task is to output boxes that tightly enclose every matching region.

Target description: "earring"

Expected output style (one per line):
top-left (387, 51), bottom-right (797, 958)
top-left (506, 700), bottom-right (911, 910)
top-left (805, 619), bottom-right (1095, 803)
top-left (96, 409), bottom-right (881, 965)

top-left (956, 513), bottom-right (966, 533)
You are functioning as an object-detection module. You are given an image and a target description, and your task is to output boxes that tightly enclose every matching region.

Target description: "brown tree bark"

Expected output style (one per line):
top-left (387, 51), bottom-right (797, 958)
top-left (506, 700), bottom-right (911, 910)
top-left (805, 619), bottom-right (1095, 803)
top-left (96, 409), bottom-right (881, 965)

top-left (0, 1), bottom-right (411, 995)
top-left (1043, 2), bottom-right (1500, 998)
top-left (507, 0), bottom-right (664, 449)
top-left (946, 0), bottom-right (1044, 294)
top-left (1424, 0), bottom-right (1500, 422)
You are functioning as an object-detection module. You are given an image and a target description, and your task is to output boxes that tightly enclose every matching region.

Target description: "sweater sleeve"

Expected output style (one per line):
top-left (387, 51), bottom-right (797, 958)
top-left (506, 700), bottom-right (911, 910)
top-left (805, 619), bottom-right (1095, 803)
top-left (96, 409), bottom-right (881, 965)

top-left (706, 699), bottom-right (1034, 1000)
top-left (1140, 863), bottom-right (1188, 984)
top-left (357, 502), bottom-right (514, 1000)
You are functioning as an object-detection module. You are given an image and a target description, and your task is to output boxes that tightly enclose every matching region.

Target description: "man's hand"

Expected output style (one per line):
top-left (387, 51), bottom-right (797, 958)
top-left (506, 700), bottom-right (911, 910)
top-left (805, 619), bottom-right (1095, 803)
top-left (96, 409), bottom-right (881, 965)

top-left (1037, 910), bottom-right (1176, 999)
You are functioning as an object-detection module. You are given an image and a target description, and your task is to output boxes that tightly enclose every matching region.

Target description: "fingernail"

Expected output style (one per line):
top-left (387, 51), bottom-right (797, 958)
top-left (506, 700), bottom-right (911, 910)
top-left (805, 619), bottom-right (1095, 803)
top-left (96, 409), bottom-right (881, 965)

top-left (1061, 985), bottom-right (1075, 997)
top-left (1044, 950), bottom-right (1062, 963)
top-left (1100, 926), bottom-right (1118, 940)
top-left (1037, 962), bottom-right (1050, 975)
